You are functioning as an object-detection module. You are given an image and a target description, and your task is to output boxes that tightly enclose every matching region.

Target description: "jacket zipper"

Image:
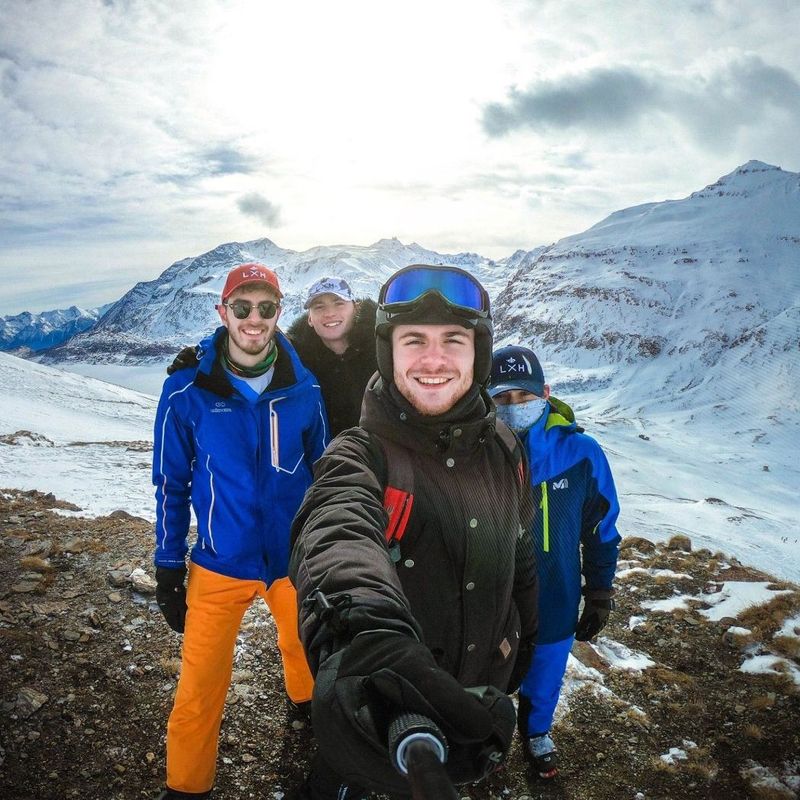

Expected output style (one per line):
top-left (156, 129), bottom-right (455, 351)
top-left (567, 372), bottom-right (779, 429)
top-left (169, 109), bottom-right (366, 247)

top-left (540, 480), bottom-right (550, 553)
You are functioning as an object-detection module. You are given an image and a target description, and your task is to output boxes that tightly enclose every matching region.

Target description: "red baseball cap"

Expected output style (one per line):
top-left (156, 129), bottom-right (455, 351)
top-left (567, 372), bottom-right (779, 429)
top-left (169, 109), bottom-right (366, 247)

top-left (221, 263), bottom-right (283, 301)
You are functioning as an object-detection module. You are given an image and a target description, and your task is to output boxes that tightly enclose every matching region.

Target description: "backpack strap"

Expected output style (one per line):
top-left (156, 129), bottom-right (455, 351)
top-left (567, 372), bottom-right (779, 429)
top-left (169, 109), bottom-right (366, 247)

top-left (495, 418), bottom-right (525, 489)
top-left (372, 434), bottom-right (415, 545)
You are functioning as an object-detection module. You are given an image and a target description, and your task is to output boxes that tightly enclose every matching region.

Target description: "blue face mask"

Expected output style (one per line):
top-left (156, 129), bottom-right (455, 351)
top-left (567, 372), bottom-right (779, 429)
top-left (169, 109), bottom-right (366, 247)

top-left (495, 398), bottom-right (548, 434)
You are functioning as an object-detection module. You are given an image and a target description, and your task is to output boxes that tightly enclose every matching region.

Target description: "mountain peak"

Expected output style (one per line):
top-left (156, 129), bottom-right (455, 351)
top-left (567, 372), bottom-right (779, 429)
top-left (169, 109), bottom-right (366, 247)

top-left (722, 160), bottom-right (782, 179)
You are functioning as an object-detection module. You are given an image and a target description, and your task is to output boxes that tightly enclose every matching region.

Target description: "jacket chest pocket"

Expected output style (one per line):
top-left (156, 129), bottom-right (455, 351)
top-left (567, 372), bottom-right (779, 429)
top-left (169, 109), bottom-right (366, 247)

top-left (266, 399), bottom-right (306, 475)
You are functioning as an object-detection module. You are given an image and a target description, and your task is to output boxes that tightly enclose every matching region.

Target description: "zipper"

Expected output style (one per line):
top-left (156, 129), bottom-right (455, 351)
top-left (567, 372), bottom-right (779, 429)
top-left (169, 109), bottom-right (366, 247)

top-left (540, 480), bottom-right (550, 553)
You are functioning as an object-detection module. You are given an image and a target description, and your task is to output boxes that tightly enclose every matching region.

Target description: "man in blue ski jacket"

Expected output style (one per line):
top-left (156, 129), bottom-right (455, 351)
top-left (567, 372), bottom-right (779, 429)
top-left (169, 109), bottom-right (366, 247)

top-left (152, 263), bottom-right (328, 799)
top-left (488, 344), bottom-right (620, 780)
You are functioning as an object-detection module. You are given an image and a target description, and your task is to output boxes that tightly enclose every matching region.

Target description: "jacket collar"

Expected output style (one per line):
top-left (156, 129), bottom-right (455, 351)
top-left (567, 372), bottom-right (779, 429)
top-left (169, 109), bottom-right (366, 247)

top-left (360, 374), bottom-right (496, 456)
top-left (193, 327), bottom-right (300, 398)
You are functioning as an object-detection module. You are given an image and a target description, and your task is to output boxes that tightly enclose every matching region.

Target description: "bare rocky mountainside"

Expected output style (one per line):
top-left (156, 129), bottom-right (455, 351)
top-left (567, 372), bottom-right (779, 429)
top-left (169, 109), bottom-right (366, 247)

top-left (2, 488), bottom-right (798, 800)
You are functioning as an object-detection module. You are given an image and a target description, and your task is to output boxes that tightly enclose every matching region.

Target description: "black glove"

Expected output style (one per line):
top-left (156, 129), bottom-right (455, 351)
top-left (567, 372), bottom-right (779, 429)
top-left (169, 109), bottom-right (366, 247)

top-left (341, 632), bottom-right (515, 776)
top-left (156, 566), bottom-right (188, 633)
top-left (167, 345), bottom-right (200, 375)
top-left (575, 587), bottom-right (615, 641)
top-left (507, 636), bottom-right (535, 694)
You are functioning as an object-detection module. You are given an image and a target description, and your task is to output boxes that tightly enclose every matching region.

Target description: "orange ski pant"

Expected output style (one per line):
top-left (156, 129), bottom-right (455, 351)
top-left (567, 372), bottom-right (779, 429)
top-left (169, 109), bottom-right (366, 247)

top-left (165, 563), bottom-right (313, 794)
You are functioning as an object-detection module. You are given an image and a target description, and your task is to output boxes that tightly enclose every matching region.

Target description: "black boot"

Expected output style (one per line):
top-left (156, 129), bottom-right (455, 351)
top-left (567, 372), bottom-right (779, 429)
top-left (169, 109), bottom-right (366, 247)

top-left (155, 788), bottom-right (212, 799)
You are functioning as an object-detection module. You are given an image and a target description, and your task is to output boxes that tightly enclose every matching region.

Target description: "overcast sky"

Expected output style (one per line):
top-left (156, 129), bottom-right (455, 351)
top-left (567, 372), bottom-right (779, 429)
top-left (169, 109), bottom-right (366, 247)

top-left (1, 0), bottom-right (799, 315)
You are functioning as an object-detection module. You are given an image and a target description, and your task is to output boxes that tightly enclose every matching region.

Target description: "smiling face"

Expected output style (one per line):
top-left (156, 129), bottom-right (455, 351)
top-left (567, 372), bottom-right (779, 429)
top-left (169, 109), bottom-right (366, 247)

top-left (217, 283), bottom-right (282, 365)
top-left (307, 293), bottom-right (358, 354)
top-left (391, 323), bottom-right (475, 416)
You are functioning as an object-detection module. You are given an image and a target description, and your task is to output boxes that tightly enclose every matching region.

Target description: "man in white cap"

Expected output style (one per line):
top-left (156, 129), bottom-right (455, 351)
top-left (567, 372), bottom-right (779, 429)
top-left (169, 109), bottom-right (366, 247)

top-left (287, 276), bottom-right (377, 436)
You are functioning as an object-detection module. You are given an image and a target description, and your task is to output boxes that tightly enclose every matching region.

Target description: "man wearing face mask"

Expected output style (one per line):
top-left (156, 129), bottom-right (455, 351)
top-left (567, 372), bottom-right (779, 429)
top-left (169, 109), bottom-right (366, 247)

top-left (488, 344), bottom-right (620, 780)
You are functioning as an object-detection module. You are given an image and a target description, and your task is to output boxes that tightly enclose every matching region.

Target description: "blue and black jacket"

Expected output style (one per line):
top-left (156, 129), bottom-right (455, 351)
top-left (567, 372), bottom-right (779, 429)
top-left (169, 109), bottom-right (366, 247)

top-left (523, 397), bottom-right (620, 644)
top-left (153, 326), bottom-right (328, 585)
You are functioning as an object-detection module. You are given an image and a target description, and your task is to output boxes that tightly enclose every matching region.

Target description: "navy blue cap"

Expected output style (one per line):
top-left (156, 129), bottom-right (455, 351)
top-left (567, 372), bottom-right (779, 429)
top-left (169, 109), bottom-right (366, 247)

top-left (488, 345), bottom-right (545, 398)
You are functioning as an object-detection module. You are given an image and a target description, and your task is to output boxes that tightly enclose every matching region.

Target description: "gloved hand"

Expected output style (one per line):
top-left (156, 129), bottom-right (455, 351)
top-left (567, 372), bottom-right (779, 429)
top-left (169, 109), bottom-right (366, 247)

top-left (507, 635), bottom-right (535, 694)
top-left (575, 587), bottom-right (615, 641)
top-left (340, 631), bottom-right (515, 776)
top-left (166, 345), bottom-right (199, 375)
top-left (155, 566), bottom-right (188, 633)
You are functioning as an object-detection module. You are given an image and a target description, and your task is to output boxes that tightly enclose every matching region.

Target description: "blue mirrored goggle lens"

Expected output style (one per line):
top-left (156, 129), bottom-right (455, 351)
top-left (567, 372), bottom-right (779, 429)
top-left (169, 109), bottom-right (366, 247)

top-left (382, 268), bottom-right (485, 311)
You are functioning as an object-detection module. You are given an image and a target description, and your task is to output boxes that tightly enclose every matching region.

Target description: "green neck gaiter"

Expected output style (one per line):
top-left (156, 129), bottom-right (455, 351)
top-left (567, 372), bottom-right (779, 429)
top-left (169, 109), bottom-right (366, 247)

top-left (222, 336), bottom-right (278, 378)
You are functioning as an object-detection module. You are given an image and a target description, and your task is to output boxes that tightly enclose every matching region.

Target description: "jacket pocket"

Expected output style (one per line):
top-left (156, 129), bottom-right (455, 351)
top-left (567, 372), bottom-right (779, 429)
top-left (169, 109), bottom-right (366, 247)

top-left (489, 602), bottom-right (521, 688)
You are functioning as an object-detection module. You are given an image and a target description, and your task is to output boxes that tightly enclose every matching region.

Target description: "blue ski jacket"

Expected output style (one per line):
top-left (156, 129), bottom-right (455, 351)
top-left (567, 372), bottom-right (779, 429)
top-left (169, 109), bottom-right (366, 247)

top-left (523, 398), bottom-right (620, 644)
top-left (153, 326), bottom-right (329, 584)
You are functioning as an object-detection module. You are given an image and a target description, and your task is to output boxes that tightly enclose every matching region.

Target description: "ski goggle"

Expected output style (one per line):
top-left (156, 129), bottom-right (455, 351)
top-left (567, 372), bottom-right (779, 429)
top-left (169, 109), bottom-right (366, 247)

top-left (221, 299), bottom-right (280, 320)
top-left (378, 266), bottom-right (489, 318)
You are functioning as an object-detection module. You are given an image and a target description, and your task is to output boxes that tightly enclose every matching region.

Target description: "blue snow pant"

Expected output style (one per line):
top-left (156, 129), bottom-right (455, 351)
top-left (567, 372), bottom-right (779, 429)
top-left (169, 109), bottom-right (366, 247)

top-left (518, 635), bottom-right (574, 737)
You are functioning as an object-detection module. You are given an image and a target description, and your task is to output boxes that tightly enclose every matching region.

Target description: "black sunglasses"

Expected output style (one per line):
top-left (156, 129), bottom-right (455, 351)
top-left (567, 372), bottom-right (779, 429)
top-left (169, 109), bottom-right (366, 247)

top-left (222, 299), bottom-right (280, 320)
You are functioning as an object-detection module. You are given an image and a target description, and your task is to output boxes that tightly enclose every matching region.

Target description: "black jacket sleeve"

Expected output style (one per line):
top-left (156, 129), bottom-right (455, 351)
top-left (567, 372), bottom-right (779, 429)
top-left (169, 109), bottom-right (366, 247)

top-left (289, 429), bottom-right (422, 673)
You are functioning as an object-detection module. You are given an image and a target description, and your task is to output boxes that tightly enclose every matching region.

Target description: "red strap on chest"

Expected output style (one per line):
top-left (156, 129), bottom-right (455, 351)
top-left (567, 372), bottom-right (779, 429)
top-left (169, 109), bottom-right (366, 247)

top-left (384, 486), bottom-right (414, 543)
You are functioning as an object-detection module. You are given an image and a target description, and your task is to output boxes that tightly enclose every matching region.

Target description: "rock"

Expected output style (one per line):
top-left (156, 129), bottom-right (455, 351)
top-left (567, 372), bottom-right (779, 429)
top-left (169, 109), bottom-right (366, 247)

top-left (11, 579), bottom-right (41, 594)
top-left (571, 640), bottom-right (609, 672)
top-left (241, 753), bottom-right (256, 763)
top-left (107, 570), bottom-right (130, 588)
top-left (129, 568), bottom-right (156, 595)
top-left (16, 687), bottom-right (48, 718)
top-left (108, 592), bottom-right (123, 603)
top-left (62, 538), bottom-right (90, 554)
top-left (23, 539), bottom-right (53, 558)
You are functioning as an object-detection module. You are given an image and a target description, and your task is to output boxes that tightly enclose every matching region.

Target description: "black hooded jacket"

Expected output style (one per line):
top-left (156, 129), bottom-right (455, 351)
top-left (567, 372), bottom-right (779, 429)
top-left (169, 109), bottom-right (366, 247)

top-left (289, 375), bottom-right (539, 690)
top-left (286, 299), bottom-right (377, 437)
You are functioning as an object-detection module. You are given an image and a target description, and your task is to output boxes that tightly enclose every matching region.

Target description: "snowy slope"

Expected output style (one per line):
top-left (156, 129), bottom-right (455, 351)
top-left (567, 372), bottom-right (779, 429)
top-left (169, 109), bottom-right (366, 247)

top-left (0, 352), bottom-right (156, 519)
top-left (493, 161), bottom-right (800, 416)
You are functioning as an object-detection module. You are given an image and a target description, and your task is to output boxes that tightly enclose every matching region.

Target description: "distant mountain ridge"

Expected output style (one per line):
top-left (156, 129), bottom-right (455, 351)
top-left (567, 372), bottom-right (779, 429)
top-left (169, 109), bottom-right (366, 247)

top-left (0, 304), bottom-right (112, 354)
top-left (38, 238), bottom-right (515, 363)
top-left (21, 160), bottom-right (800, 420)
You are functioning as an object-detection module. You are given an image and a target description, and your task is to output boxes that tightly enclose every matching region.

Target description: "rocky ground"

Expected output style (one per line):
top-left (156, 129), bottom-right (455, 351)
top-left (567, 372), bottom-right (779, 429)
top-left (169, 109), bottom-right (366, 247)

top-left (1, 488), bottom-right (798, 800)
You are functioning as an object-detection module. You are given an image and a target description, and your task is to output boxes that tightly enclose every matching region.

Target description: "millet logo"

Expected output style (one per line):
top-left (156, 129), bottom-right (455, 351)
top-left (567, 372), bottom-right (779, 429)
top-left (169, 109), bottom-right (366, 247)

top-left (552, 478), bottom-right (569, 490)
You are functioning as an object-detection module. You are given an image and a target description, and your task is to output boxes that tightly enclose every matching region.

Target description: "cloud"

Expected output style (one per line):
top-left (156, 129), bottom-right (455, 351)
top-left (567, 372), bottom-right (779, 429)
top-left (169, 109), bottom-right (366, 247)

top-left (482, 56), bottom-right (800, 147)
top-left (483, 67), bottom-right (659, 136)
top-left (236, 193), bottom-right (282, 227)
top-left (204, 146), bottom-right (258, 176)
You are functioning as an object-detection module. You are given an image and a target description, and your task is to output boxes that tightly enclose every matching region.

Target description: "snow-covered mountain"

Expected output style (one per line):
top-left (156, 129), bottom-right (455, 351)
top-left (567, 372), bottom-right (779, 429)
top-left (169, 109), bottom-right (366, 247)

top-left (0, 304), bottom-right (111, 353)
top-left (38, 238), bottom-right (513, 364)
top-left (493, 161), bottom-right (800, 416)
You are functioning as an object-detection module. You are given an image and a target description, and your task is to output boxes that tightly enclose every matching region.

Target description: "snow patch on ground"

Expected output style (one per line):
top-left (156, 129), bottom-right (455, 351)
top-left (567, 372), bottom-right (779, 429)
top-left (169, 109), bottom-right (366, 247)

top-left (590, 637), bottom-right (656, 671)
top-left (660, 740), bottom-right (698, 765)
top-left (698, 582), bottom-right (794, 622)
top-left (641, 581), bottom-right (793, 621)
top-left (739, 654), bottom-right (800, 687)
